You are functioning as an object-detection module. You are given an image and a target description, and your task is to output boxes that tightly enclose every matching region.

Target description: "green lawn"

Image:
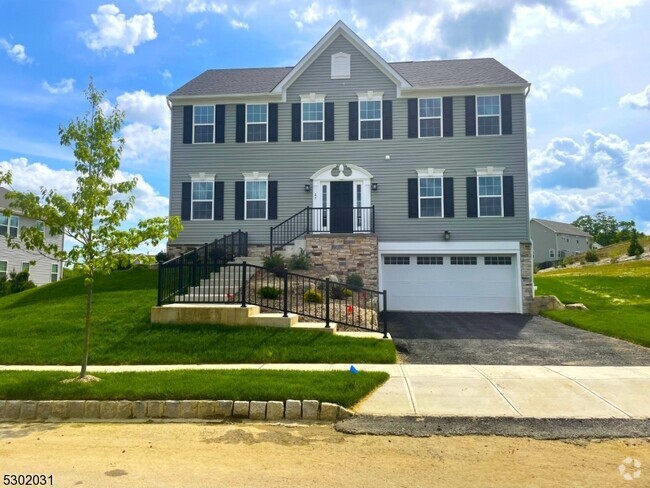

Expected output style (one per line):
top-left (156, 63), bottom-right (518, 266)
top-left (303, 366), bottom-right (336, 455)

top-left (0, 370), bottom-right (388, 408)
top-left (0, 268), bottom-right (396, 365)
top-left (535, 260), bottom-right (650, 347)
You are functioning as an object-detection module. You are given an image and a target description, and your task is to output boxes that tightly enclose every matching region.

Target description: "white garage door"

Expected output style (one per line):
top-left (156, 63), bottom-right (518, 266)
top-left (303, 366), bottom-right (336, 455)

top-left (381, 254), bottom-right (519, 313)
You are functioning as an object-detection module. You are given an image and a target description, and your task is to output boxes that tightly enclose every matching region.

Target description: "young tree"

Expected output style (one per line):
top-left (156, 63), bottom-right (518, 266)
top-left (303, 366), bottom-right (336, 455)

top-left (627, 229), bottom-right (645, 257)
top-left (0, 82), bottom-right (181, 380)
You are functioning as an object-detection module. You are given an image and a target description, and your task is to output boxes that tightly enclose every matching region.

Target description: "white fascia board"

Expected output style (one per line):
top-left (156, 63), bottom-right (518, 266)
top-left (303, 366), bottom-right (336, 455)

top-left (378, 241), bottom-right (521, 254)
top-left (167, 93), bottom-right (283, 105)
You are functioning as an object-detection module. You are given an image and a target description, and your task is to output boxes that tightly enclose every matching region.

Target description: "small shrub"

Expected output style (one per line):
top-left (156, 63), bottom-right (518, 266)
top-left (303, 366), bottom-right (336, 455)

top-left (263, 254), bottom-right (287, 276)
top-left (288, 249), bottom-right (312, 270)
top-left (331, 284), bottom-right (353, 300)
top-left (585, 250), bottom-right (599, 262)
top-left (155, 251), bottom-right (169, 263)
top-left (304, 289), bottom-right (323, 303)
top-left (0, 276), bottom-right (8, 297)
top-left (628, 230), bottom-right (644, 257)
top-left (260, 286), bottom-right (282, 299)
top-left (345, 272), bottom-right (364, 290)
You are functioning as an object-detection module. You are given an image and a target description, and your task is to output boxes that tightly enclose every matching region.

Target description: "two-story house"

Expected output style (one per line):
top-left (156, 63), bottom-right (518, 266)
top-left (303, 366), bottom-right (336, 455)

top-left (166, 21), bottom-right (533, 314)
top-left (530, 218), bottom-right (592, 264)
top-left (0, 187), bottom-right (63, 285)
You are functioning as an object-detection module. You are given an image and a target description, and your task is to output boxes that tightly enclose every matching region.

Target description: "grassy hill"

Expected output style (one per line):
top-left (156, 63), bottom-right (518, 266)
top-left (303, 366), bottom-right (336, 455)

top-left (560, 235), bottom-right (649, 265)
top-left (535, 260), bottom-right (650, 347)
top-left (0, 267), bottom-right (395, 365)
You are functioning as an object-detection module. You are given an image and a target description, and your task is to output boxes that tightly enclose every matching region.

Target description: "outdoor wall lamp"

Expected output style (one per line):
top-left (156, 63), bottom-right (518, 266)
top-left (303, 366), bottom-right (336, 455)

top-left (372, 182), bottom-right (378, 191)
top-left (304, 184), bottom-right (311, 192)
top-left (443, 230), bottom-right (451, 241)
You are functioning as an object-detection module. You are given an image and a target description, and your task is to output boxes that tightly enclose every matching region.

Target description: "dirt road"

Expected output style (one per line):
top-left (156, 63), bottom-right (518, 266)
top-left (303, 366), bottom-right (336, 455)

top-left (1, 422), bottom-right (647, 487)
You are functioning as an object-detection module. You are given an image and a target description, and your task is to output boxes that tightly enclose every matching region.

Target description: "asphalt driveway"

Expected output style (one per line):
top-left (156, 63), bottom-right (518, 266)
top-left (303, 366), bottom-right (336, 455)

top-left (387, 312), bottom-right (650, 365)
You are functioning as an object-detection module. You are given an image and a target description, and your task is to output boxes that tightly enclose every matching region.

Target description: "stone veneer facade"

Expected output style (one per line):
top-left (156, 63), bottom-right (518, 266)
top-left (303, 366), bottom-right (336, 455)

top-left (520, 241), bottom-right (533, 314)
top-left (305, 234), bottom-right (378, 290)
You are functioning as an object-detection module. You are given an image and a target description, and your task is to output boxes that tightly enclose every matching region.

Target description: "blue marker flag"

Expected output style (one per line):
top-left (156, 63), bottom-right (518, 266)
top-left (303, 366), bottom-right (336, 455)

top-left (349, 365), bottom-right (359, 374)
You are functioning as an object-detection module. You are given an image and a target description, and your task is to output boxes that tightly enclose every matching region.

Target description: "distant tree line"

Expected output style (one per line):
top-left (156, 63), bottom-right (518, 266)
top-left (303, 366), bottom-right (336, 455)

top-left (572, 212), bottom-right (644, 247)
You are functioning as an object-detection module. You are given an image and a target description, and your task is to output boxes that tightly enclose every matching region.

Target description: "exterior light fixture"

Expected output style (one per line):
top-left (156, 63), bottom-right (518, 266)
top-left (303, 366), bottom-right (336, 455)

top-left (372, 182), bottom-right (378, 191)
top-left (443, 230), bottom-right (451, 241)
top-left (305, 184), bottom-right (311, 192)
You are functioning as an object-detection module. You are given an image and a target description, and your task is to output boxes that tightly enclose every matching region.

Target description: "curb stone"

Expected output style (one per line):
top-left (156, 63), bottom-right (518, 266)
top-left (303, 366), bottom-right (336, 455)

top-left (0, 400), bottom-right (353, 422)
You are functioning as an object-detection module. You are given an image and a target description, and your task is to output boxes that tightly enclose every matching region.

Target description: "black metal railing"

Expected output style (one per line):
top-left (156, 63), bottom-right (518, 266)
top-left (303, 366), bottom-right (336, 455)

top-left (270, 206), bottom-right (375, 253)
top-left (157, 230), bottom-right (248, 305)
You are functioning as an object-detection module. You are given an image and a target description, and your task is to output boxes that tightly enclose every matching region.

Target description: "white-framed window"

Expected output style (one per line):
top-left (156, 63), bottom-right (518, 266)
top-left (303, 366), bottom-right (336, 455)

top-left (417, 168), bottom-right (444, 218)
top-left (191, 181), bottom-right (214, 220)
top-left (243, 173), bottom-right (269, 220)
top-left (21, 262), bottom-right (30, 272)
top-left (451, 256), bottom-right (477, 265)
top-left (417, 256), bottom-right (443, 265)
top-left (193, 105), bottom-right (214, 143)
top-left (0, 215), bottom-right (19, 237)
top-left (419, 97), bottom-right (442, 137)
top-left (246, 103), bottom-right (268, 142)
top-left (476, 167), bottom-right (504, 217)
top-left (485, 256), bottom-right (512, 265)
top-left (301, 95), bottom-right (324, 141)
top-left (0, 261), bottom-right (7, 279)
top-left (51, 263), bottom-right (59, 283)
top-left (358, 92), bottom-right (382, 140)
top-left (384, 256), bottom-right (410, 265)
top-left (476, 95), bottom-right (501, 136)
top-left (549, 249), bottom-right (556, 259)
top-left (36, 220), bottom-right (45, 232)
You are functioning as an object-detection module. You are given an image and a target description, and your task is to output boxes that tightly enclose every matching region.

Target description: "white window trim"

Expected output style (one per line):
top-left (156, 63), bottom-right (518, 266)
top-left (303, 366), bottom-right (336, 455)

top-left (418, 97), bottom-right (443, 138)
top-left (549, 249), bottom-right (556, 259)
top-left (357, 91), bottom-right (383, 140)
top-left (0, 260), bottom-right (7, 279)
top-left (245, 103), bottom-right (268, 143)
top-left (476, 95), bottom-right (501, 136)
top-left (51, 263), bottom-right (59, 282)
top-left (300, 94), bottom-right (325, 142)
top-left (243, 172), bottom-right (269, 220)
top-left (21, 262), bottom-right (30, 272)
top-left (331, 52), bottom-right (351, 79)
top-left (193, 105), bottom-right (215, 144)
top-left (416, 168), bottom-right (445, 219)
top-left (0, 215), bottom-right (19, 237)
top-left (190, 173), bottom-right (216, 221)
top-left (476, 167), bottom-right (504, 218)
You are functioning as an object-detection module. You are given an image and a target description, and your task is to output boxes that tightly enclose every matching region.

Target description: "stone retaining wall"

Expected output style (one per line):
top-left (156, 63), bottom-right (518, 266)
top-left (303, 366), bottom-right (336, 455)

top-left (0, 399), bottom-right (353, 422)
top-left (520, 242), bottom-right (534, 314)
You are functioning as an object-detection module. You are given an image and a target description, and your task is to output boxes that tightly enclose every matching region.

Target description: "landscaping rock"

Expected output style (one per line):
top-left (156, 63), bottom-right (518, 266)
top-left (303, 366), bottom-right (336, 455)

top-left (197, 401), bottom-right (216, 419)
top-left (132, 401), bottom-right (147, 419)
top-left (319, 402), bottom-right (338, 421)
top-left (265, 401), bottom-right (284, 420)
top-left (233, 401), bottom-right (250, 418)
top-left (67, 401), bottom-right (85, 419)
top-left (163, 401), bottom-right (181, 418)
top-left (84, 401), bottom-right (100, 419)
top-left (285, 399), bottom-right (302, 420)
top-left (50, 401), bottom-right (69, 419)
top-left (116, 401), bottom-right (133, 419)
top-left (215, 400), bottom-right (233, 418)
top-left (249, 401), bottom-right (266, 420)
top-left (180, 401), bottom-right (198, 419)
top-left (566, 303), bottom-right (589, 311)
top-left (4, 401), bottom-right (21, 420)
top-left (19, 401), bottom-right (37, 420)
top-left (302, 400), bottom-right (319, 420)
top-left (100, 401), bottom-right (118, 419)
top-left (337, 406), bottom-right (355, 420)
top-left (35, 402), bottom-right (51, 420)
top-left (324, 274), bottom-right (340, 283)
top-left (530, 295), bottom-right (565, 315)
top-left (147, 401), bottom-right (164, 418)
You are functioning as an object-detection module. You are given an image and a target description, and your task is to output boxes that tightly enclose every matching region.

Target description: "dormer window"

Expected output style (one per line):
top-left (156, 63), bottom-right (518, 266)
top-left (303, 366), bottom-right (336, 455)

top-left (331, 52), bottom-right (350, 79)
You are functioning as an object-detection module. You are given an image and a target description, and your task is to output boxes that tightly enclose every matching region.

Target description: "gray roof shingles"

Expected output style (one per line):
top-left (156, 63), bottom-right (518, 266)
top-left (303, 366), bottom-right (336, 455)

top-left (169, 58), bottom-right (528, 98)
top-left (532, 218), bottom-right (592, 237)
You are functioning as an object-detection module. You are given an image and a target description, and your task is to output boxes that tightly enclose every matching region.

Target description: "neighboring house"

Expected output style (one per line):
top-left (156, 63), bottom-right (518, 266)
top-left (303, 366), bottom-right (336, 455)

top-left (530, 218), bottom-right (592, 264)
top-left (166, 21), bottom-right (533, 314)
top-left (0, 187), bottom-right (63, 285)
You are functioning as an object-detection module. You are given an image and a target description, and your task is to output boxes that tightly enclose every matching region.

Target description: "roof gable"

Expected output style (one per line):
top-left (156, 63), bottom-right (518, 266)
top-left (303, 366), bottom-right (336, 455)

top-left (272, 21), bottom-right (411, 98)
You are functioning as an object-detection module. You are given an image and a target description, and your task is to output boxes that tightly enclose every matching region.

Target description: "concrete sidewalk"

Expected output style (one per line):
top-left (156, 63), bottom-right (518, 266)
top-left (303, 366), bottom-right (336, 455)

top-left (2, 364), bottom-right (649, 419)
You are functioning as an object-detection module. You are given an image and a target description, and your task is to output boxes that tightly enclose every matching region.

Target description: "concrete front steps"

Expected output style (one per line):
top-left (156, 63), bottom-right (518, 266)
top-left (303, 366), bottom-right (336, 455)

top-left (151, 303), bottom-right (337, 334)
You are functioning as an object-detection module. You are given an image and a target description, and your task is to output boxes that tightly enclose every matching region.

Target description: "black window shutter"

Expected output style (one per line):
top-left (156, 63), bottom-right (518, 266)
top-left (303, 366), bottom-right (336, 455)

top-left (268, 181), bottom-right (278, 220)
top-left (348, 101), bottom-right (358, 140)
top-left (443, 177), bottom-right (454, 218)
top-left (407, 98), bottom-right (418, 138)
top-left (325, 102), bottom-right (334, 141)
top-left (408, 178), bottom-right (418, 218)
top-left (268, 103), bottom-right (278, 142)
top-left (503, 176), bottom-right (515, 217)
top-left (215, 105), bottom-right (225, 143)
top-left (465, 96), bottom-right (476, 136)
top-left (501, 94), bottom-right (512, 135)
top-left (235, 181), bottom-right (244, 220)
top-left (466, 177), bottom-right (478, 217)
top-left (235, 104), bottom-right (245, 143)
top-left (213, 182), bottom-right (224, 220)
top-left (443, 97), bottom-right (453, 137)
top-left (291, 103), bottom-right (301, 142)
top-left (183, 106), bottom-right (193, 144)
top-left (181, 182), bottom-right (191, 220)
top-left (382, 100), bottom-right (392, 140)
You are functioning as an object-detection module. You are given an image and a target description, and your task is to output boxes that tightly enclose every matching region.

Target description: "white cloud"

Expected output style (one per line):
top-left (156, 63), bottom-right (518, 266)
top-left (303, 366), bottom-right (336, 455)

top-left (41, 78), bottom-right (75, 95)
top-left (136, 0), bottom-right (173, 12)
top-left (369, 14), bottom-right (442, 61)
top-left (190, 38), bottom-right (206, 47)
top-left (161, 69), bottom-right (172, 80)
top-left (529, 65), bottom-right (575, 100)
top-left (185, 1), bottom-right (227, 14)
top-left (619, 84), bottom-right (650, 110)
top-left (561, 86), bottom-right (583, 98)
top-left (289, 2), bottom-right (339, 30)
top-left (0, 38), bottom-right (32, 64)
top-left (80, 4), bottom-right (158, 54)
top-left (570, 0), bottom-right (641, 26)
top-left (230, 19), bottom-right (249, 30)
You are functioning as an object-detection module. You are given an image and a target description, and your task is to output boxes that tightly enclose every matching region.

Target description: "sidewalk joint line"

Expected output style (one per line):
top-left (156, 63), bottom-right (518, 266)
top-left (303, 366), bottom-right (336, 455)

top-left (470, 365), bottom-right (523, 417)
top-left (399, 365), bottom-right (418, 415)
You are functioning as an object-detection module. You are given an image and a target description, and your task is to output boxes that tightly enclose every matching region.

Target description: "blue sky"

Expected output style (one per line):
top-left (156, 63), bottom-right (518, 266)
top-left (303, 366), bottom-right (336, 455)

top-left (1, 0), bottom-right (649, 247)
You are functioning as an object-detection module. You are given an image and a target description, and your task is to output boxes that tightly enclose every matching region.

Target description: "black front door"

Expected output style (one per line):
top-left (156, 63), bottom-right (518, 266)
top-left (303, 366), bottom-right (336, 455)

top-left (330, 181), bottom-right (353, 233)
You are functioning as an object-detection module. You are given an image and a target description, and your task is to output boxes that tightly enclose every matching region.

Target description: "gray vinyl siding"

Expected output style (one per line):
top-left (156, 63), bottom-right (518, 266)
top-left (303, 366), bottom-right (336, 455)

top-left (169, 34), bottom-right (529, 246)
top-left (530, 220), bottom-right (558, 263)
top-left (0, 214), bottom-right (63, 286)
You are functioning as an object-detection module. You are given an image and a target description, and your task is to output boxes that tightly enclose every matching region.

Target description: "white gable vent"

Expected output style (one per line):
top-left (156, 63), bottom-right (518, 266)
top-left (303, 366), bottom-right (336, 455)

top-left (331, 52), bottom-right (350, 79)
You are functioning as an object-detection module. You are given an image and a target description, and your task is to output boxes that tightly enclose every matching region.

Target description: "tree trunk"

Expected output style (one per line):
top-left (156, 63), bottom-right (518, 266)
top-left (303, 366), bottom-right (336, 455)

top-left (79, 280), bottom-right (93, 378)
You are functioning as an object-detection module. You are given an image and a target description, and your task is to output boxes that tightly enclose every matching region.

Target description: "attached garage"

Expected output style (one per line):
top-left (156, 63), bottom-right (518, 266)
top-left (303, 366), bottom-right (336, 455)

top-left (379, 242), bottom-right (523, 313)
